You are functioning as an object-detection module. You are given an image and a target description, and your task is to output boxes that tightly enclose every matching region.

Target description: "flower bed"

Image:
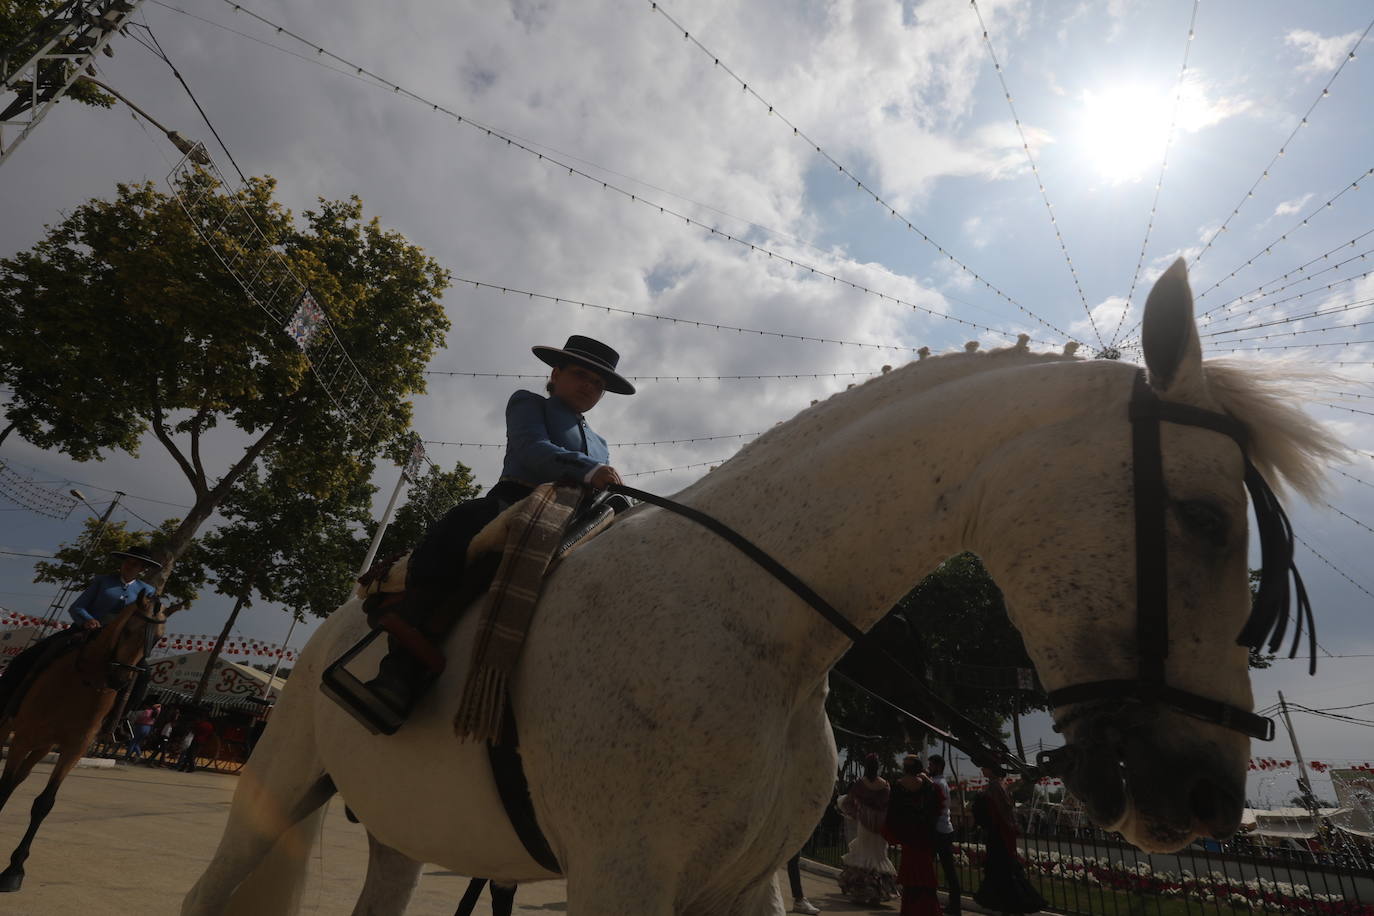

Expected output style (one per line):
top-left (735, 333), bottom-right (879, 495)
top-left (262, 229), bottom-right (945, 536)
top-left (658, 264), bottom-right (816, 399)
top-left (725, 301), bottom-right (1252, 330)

top-left (949, 844), bottom-right (1374, 915)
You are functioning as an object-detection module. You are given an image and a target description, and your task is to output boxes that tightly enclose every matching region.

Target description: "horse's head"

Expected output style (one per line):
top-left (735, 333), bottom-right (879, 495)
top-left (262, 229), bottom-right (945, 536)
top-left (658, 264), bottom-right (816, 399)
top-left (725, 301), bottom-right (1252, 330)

top-left (106, 592), bottom-right (188, 666)
top-left (976, 259), bottom-right (1336, 853)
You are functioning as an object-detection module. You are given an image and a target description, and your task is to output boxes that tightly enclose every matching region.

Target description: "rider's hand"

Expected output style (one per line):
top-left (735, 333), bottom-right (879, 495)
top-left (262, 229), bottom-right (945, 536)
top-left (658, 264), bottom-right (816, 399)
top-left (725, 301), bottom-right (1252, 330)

top-left (589, 465), bottom-right (623, 490)
top-left (82, 619), bottom-right (101, 630)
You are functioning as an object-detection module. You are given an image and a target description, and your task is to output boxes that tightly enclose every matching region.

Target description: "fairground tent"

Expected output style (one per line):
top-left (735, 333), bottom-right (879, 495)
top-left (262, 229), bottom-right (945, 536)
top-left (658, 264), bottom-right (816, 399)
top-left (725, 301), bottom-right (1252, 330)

top-left (0, 625), bottom-right (42, 673)
top-left (144, 650), bottom-right (285, 711)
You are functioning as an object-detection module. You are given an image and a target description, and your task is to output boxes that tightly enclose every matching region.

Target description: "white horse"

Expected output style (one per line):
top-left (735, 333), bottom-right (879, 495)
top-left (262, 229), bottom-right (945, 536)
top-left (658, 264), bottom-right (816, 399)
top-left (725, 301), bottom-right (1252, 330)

top-left (183, 260), bottom-right (1338, 915)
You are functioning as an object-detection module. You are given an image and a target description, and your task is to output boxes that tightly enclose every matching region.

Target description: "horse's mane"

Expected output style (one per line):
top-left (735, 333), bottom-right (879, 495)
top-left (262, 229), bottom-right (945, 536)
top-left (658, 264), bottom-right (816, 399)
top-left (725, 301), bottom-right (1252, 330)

top-left (718, 338), bottom-right (1340, 502)
top-left (1201, 359), bottom-right (1345, 500)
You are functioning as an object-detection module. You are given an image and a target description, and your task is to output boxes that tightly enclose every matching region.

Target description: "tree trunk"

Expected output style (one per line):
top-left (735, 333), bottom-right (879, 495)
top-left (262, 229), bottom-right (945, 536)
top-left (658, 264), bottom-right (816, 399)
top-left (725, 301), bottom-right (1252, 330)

top-left (191, 575), bottom-right (255, 706)
top-left (0, 423), bottom-right (12, 448)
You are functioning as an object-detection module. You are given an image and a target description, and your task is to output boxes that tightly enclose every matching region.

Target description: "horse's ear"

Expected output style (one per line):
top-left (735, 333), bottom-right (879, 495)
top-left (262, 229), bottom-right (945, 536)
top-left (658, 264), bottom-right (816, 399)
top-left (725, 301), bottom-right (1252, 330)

top-left (1141, 258), bottom-right (1205, 398)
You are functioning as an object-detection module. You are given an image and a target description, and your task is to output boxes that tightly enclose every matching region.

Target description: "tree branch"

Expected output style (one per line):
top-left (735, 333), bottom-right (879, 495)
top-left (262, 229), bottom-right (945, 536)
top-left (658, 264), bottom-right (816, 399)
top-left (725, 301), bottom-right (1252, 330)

top-left (206, 398), bottom-right (306, 506)
top-left (149, 382), bottom-right (205, 498)
top-left (189, 404), bottom-right (210, 485)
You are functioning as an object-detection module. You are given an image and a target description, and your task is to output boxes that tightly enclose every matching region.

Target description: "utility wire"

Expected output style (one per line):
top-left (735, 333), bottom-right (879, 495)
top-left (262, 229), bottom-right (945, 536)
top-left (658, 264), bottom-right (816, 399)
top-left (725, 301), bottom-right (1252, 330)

top-left (969, 0), bottom-right (1104, 348)
top-left (643, 1), bottom-right (1074, 342)
top-left (131, 18), bottom-right (247, 183)
top-left (1296, 533), bottom-right (1374, 604)
top-left (1190, 17), bottom-right (1373, 272)
top-left (1108, 0), bottom-right (1200, 347)
top-left (204, 0), bottom-right (1066, 344)
top-left (454, 277), bottom-right (1048, 349)
top-left (1198, 297), bottom-right (1374, 338)
top-left (1118, 18), bottom-right (1374, 340)
top-left (423, 432), bottom-right (761, 449)
top-left (1209, 318), bottom-right (1374, 345)
top-left (625, 457), bottom-right (727, 478)
top-left (1197, 247), bottom-right (1374, 328)
top-left (424, 369), bottom-right (883, 382)
top-left (1193, 165), bottom-right (1374, 306)
top-left (147, 0), bottom-right (1020, 330)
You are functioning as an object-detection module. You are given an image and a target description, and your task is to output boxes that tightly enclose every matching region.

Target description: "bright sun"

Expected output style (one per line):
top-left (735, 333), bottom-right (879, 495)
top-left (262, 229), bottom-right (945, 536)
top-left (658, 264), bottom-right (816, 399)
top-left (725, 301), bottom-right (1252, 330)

top-left (1076, 85), bottom-right (1176, 184)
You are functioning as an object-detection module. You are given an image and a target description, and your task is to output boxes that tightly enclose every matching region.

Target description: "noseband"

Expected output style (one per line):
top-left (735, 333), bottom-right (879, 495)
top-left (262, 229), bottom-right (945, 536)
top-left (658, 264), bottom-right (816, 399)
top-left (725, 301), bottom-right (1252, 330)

top-left (1042, 369), bottom-right (1315, 761)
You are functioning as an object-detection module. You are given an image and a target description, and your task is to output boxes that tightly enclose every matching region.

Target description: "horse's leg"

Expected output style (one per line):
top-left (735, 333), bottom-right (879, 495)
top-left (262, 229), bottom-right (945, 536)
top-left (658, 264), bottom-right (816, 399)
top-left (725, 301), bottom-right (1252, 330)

top-left (0, 741), bottom-right (48, 816)
top-left (563, 855), bottom-right (682, 916)
top-left (180, 771), bottom-right (334, 916)
top-left (349, 831), bottom-right (423, 916)
top-left (720, 873), bottom-right (784, 916)
top-left (0, 744), bottom-right (80, 892)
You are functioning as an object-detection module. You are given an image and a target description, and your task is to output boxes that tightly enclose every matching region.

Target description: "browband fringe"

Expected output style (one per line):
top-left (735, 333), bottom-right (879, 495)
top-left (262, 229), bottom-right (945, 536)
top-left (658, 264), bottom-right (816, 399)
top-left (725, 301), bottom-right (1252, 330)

top-left (1235, 461), bottom-right (1317, 675)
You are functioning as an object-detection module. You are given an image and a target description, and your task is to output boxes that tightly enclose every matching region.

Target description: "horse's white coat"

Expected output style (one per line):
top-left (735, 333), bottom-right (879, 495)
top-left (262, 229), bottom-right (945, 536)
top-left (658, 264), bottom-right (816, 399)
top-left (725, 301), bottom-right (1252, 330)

top-left (183, 263), bottom-right (1337, 915)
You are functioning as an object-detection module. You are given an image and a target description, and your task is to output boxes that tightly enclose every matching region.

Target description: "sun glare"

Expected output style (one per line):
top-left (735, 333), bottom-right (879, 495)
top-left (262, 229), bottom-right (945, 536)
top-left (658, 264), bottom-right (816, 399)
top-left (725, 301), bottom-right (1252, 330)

top-left (1076, 85), bottom-right (1175, 184)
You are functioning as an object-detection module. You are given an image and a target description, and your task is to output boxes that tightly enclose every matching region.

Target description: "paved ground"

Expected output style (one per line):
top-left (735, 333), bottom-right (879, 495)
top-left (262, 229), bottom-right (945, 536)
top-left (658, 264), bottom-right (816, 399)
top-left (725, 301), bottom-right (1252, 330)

top-left (0, 760), bottom-right (982, 915)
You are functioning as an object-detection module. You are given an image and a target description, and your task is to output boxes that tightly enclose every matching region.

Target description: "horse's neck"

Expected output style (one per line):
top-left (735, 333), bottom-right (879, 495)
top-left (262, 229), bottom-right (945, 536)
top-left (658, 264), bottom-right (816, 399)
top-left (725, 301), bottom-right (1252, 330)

top-left (673, 356), bottom-right (1119, 669)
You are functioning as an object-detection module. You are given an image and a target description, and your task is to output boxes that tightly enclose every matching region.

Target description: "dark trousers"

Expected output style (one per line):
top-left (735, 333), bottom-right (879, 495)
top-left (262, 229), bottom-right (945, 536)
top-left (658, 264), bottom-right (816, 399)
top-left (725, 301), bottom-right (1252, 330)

top-left (786, 852), bottom-right (805, 898)
top-left (454, 878), bottom-right (515, 916)
top-left (934, 831), bottom-right (960, 911)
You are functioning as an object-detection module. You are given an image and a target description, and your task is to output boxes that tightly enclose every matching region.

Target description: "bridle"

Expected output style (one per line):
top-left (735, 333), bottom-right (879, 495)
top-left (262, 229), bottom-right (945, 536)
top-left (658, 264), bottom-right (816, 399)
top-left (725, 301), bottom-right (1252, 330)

top-left (1039, 369), bottom-right (1314, 772)
top-left (76, 607), bottom-right (167, 691)
top-left (607, 366), bottom-right (1312, 777)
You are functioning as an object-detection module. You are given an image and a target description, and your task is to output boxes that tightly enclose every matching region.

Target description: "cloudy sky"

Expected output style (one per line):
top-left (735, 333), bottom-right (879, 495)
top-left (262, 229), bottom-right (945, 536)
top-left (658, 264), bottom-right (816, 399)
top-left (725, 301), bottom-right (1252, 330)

top-left (2, 0), bottom-right (1371, 799)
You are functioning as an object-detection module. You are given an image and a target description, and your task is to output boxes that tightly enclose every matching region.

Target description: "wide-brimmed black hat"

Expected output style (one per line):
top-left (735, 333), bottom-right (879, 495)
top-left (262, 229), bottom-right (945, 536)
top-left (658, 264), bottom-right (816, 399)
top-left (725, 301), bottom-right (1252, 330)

top-left (110, 549), bottom-right (162, 571)
top-left (532, 335), bottom-right (635, 395)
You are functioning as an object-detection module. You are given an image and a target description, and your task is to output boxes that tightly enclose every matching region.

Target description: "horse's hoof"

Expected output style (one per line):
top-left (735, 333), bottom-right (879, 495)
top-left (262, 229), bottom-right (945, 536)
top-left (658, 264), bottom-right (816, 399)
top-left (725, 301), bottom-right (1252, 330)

top-left (0, 871), bottom-right (23, 892)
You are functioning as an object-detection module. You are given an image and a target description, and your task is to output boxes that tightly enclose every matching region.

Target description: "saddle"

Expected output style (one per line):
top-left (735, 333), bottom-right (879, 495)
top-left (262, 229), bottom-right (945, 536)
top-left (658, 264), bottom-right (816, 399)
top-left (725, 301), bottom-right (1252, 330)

top-left (322, 487), bottom-right (629, 737)
top-left (0, 629), bottom-right (94, 720)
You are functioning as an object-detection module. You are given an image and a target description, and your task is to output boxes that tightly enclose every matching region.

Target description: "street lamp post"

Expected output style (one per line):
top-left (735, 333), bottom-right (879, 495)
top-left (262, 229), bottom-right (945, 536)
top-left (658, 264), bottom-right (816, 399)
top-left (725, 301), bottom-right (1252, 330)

top-left (31, 488), bottom-right (123, 642)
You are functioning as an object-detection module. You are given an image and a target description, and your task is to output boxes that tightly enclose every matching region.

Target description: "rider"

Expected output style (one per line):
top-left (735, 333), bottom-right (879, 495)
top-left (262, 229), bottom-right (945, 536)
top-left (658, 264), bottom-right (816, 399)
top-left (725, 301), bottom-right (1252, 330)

top-left (0, 549), bottom-right (161, 715)
top-left (363, 334), bottom-right (635, 717)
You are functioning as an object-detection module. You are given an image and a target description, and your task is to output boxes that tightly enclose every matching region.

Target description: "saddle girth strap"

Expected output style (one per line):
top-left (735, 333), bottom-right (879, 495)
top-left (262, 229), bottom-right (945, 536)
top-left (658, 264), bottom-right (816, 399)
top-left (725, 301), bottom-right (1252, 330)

top-left (487, 703), bottom-right (561, 874)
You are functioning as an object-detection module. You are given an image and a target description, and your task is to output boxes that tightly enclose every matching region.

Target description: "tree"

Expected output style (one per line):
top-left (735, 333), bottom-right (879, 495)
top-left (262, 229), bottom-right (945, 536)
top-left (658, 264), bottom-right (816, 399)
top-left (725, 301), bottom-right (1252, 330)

top-left (369, 461), bottom-right (481, 561)
top-left (0, 170), bottom-right (451, 585)
top-left (828, 553), bottom-right (1044, 763)
top-left (32, 516), bottom-right (209, 607)
top-left (190, 461), bottom-right (371, 703)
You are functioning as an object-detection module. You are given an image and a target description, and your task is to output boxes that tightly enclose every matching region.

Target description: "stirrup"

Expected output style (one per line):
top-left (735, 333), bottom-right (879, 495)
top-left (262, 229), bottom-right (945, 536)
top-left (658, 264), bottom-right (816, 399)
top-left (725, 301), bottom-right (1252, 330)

top-left (319, 630), bottom-right (406, 736)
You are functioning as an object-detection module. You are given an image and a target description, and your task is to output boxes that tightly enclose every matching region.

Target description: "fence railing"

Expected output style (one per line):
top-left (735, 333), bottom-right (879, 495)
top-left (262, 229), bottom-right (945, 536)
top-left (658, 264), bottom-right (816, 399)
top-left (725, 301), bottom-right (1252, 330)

top-left (802, 815), bottom-right (1374, 915)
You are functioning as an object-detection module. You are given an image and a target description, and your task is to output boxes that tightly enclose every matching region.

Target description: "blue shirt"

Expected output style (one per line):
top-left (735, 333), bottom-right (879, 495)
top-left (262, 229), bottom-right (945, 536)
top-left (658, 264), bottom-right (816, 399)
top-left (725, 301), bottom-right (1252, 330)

top-left (68, 574), bottom-right (157, 625)
top-left (500, 390), bottom-right (610, 485)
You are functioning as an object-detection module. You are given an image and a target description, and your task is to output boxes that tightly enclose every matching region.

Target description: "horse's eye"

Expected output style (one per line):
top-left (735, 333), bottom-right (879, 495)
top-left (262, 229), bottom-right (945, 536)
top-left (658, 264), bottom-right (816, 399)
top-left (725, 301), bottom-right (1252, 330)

top-left (1175, 500), bottom-right (1229, 546)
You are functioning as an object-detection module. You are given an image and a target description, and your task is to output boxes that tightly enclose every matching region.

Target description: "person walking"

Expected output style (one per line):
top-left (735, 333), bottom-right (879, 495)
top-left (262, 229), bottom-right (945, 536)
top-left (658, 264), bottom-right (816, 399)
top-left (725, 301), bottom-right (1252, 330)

top-left (971, 762), bottom-right (1045, 915)
top-left (835, 753), bottom-right (898, 905)
top-left (883, 754), bottom-right (942, 916)
top-left (122, 703), bottom-right (159, 761)
top-left (928, 754), bottom-right (962, 914)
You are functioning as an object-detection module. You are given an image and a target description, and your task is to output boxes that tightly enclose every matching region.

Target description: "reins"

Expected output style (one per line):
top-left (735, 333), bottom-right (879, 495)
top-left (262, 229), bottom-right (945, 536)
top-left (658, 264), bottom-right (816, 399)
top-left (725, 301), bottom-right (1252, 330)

top-left (606, 483), bottom-right (1031, 775)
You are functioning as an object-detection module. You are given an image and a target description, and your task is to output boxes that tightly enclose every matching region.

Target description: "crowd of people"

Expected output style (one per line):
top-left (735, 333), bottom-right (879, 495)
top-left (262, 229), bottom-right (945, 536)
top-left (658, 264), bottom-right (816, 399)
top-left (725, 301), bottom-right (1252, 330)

top-left (834, 752), bottom-right (1047, 916)
top-left (116, 702), bottom-right (256, 773)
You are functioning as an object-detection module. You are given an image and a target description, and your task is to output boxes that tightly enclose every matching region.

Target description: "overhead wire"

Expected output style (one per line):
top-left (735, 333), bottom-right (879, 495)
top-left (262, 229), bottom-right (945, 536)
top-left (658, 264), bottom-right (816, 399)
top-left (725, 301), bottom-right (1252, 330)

top-left (1191, 164), bottom-right (1374, 306)
top-left (454, 277), bottom-right (1048, 349)
top-left (1196, 245), bottom-right (1374, 328)
top-left (198, 0), bottom-right (1064, 345)
top-left (424, 369), bottom-right (884, 383)
top-left (970, 0), bottom-right (1104, 347)
top-left (643, 1), bottom-right (1075, 342)
top-left (423, 432), bottom-right (761, 449)
top-left (1107, 0), bottom-right (1201, 347)
top-left (146, 0), bottom-right (1018, 332)
top-left (1295, 533), bottom-right (1374, 604)
top-left (1117, 17), bottom-right (1374, 341)
top-left (1198, 296), bottom-right (1374, 338)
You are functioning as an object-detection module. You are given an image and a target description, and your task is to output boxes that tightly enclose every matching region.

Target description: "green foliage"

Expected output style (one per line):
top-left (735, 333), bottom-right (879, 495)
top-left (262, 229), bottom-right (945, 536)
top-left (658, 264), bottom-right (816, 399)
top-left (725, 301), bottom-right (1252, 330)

top-left (828, 553), bottom-right (1044, 762)
top-left (1, 1), bottom-right (116, 113)
top-left (0, 169), bottom-right (451, 583)
top-left (369, 461), bottom-right (481, 561)
top-left (31, 516), bottom-right (208, 606)
top-left (198, 461), bottom-right (372, 619)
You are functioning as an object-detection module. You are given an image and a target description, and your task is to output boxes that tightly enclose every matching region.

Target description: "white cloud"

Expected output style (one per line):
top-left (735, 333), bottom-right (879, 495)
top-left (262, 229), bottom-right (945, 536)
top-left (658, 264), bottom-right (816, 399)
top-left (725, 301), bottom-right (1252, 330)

top-left (1273, 193), bottom-right (1314, 217)
top-left (1285, 29), bottom-right (1361, 75)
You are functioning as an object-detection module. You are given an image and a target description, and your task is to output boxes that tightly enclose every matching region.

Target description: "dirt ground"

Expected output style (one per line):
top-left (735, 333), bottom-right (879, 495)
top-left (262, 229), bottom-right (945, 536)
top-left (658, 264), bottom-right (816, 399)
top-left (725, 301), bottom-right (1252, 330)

top-left (0, 759), bottom-right (888, 915)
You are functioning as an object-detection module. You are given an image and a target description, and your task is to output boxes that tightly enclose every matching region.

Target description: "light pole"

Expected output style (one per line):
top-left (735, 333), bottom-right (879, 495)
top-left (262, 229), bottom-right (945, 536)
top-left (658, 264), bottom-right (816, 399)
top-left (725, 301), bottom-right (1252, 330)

top-left (30, 488), bottom-right (123, 642)
top-left (76, 76), bottom-right (209, 165)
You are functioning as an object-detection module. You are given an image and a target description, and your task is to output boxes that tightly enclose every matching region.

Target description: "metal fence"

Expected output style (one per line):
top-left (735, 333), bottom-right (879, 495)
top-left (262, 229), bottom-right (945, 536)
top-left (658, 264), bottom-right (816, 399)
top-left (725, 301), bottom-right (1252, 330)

top-left (802, 808), bottom-right (1374, 915)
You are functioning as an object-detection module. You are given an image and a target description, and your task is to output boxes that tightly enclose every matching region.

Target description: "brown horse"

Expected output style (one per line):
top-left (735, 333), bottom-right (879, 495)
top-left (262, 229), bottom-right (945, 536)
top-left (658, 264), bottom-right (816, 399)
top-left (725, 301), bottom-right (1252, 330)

top-left (0, 592), bottom-right (183, 892)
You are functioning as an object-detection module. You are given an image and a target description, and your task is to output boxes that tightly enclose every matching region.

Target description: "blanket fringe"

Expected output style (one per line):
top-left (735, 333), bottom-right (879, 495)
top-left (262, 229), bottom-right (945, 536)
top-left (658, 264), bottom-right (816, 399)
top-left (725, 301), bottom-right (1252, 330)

top-left (454, 665), bottom-right (508, 743)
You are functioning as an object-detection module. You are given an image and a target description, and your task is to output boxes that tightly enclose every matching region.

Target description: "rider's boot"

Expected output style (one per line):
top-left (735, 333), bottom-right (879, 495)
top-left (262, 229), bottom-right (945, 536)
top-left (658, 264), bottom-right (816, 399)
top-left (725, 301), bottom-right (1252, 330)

top-left (362, 587), bottom-right (448, 718)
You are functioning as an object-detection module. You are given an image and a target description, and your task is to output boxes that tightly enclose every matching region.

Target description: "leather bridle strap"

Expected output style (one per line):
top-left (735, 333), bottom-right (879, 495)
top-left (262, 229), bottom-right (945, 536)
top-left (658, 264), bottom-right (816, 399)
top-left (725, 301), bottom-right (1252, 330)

top-left (1044, 371), bottom-right (1275, 743)
top-left (606, 484), bottom-right (1031, 774)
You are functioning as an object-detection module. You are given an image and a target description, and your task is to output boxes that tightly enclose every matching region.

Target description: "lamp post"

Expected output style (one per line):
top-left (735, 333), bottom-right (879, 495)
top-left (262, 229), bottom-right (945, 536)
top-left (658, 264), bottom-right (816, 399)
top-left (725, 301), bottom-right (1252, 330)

top-left (30, 488), bottom-right (123, 642)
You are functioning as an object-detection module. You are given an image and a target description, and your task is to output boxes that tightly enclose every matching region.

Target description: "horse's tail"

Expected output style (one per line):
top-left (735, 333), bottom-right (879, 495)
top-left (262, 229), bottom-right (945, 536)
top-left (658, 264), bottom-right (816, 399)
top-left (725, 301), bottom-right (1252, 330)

top-left (220, 805), bottom-right (327, 916)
